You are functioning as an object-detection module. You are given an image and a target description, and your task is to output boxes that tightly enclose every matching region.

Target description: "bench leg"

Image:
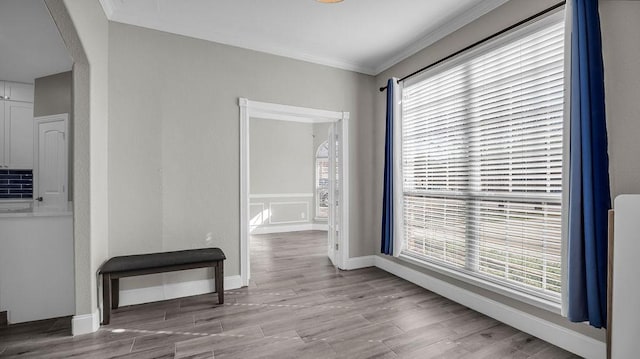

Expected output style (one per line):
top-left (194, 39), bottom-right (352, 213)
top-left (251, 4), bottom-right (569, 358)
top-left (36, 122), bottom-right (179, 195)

top-left (102, 274), bottom-right (112, 325)
top-left (215, 261), bottom-right (224, 305)
top-left (111, 278), bottom-right (119, 309)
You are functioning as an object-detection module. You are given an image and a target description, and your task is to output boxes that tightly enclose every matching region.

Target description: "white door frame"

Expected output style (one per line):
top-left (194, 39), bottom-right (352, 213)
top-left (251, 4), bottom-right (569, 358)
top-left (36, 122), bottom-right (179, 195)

top-left (33, 113), bottom-right (69, 208)
top-left (239, 98), bottom-right (350, 287)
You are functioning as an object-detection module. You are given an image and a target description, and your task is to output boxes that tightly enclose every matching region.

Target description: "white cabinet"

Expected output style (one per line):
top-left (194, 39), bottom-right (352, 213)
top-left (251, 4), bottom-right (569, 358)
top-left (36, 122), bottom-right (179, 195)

top-left (1, 81), bottom-right (34, 103)
top-left (0, 215), bottom-right (74, 324)
top-left (0, 81), bottom-right (34, 169)
top-left (1, 101), bottom-right (34, 169)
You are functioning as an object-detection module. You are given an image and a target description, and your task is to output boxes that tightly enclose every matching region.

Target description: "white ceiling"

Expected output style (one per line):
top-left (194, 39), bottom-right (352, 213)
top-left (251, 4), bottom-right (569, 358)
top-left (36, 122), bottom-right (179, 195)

top-left (100, 0), bottom-right (508, 75)
top-left (0, 0), bottom-right (73, 83)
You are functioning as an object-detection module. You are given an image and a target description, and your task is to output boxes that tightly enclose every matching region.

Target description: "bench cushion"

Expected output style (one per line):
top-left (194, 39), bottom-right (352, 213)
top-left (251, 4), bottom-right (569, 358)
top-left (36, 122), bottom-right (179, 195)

top-left (99, 248), bottom-right (225, 274)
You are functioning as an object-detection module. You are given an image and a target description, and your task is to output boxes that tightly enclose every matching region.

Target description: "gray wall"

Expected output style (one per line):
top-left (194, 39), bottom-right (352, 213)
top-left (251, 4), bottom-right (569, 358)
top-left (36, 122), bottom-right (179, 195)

top-left (374, 0), bottom-right (605, 343)
top-left (34, 71), bottom-right (72, 117)
top-left (107, 21), bottom-right (376, 293)
top-left (250, 119), bottom-right (313, 194)
top-left (34, 71), bottom-right (73, 201)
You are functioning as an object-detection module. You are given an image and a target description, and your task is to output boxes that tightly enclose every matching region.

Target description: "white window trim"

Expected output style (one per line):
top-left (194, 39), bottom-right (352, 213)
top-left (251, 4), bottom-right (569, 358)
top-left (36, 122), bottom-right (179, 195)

top-left (398, 253), bottom-right (561, 313)
top-left (397, 9), bottom-right (568, 310)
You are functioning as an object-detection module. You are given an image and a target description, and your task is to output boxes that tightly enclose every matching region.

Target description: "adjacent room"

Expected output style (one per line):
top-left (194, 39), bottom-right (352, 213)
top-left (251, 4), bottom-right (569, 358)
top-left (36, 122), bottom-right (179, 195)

top-left (1, 0), bottom-right (639, 358)
top-left (0, 0), bottom-right (74, 329)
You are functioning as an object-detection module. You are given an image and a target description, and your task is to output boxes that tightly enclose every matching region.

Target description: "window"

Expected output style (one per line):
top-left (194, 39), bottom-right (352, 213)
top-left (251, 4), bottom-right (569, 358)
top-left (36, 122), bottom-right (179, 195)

top-left (316, 141), bottom-right (329, 219)
top-left (401, 13), bottom-right (565, 302)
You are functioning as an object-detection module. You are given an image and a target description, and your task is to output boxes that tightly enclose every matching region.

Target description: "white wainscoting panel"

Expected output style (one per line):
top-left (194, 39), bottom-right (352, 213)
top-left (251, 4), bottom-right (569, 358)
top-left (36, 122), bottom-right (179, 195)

top-left (269, 201), bottom-right (309, 224)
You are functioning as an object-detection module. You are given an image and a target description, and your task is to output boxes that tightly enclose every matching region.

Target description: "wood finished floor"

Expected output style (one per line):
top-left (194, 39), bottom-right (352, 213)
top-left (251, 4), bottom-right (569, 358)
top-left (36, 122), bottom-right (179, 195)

top-left (0, 231), bottom-right (580, 358)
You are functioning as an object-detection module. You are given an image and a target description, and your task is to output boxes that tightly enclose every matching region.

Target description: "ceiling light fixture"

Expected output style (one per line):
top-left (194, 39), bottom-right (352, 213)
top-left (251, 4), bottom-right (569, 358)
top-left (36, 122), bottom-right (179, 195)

top-left (316, 0), bottom-right (344, 3)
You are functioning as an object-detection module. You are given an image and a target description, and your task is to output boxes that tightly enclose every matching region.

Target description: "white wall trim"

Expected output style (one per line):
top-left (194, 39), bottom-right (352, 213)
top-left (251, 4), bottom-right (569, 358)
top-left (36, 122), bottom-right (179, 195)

top-left (117, 275), bottom-right (242, 307)
top-left (251, 223), bottom-right (327, 235)
top-left (72, 308), bottom-right (100, 336)
top-left (249, 193), bottom-right (314, 199)
top-left (240, 98), bottom-right (344, 124)
top-left (343, 255), bottom-right (376, 270)
top-left (374, 256), bottom-right (605, 359)
top-left (239, 98), bottom-right (350, 287)
top-left (312, 223), bottom-right (328, 231)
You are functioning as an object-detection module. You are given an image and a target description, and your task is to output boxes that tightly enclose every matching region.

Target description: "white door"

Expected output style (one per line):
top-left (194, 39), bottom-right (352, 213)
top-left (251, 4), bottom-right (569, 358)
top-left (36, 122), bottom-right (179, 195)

top-left (34, 115), bottom-right (68, 208)
top-left (327, 122), bottom-right (343, 266)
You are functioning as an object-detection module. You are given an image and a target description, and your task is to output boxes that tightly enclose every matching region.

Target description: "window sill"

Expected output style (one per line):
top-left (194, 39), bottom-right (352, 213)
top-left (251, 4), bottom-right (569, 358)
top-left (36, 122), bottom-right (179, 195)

top-left (397, 253), bottom-right (562, 315)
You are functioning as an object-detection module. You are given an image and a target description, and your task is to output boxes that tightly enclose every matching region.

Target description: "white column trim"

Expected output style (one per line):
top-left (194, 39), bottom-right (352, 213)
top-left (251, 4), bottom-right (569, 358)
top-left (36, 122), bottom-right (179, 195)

top-left (71, 308), bottom-right (100, 336)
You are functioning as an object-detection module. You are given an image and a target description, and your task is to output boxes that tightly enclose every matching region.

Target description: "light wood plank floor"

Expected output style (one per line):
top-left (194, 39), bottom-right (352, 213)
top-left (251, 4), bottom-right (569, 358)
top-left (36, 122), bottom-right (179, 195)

top-left (0, 231), bottom-right (580, 358)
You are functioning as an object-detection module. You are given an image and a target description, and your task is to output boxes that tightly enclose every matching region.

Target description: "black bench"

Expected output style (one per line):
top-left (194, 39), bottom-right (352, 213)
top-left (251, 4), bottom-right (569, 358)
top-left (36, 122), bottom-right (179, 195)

top-left (98, 248), bottom-right (225, 325)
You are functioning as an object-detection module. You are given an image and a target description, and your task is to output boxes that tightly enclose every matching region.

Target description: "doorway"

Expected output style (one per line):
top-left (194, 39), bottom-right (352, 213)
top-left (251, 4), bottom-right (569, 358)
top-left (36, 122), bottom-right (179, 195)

top-left (239, 98), bottom-right (350, 287)
top-left (0, 0), bottom-right (74, 327)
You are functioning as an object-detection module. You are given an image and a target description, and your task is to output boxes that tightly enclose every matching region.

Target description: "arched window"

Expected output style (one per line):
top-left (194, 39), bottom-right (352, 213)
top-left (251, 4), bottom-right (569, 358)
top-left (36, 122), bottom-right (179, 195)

top-left (315, 141), bottom-right (329, 219)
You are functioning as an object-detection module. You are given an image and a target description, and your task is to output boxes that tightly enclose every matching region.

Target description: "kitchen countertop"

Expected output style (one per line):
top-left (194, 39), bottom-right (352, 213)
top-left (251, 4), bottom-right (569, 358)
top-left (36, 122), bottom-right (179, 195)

top-left (0, 201), bottom-right (73, 218)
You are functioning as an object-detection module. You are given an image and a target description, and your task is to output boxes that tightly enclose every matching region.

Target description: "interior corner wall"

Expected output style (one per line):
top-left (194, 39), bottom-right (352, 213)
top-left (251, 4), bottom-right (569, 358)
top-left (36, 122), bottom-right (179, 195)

top-left (372, 0), bottom-right (605, 346)
top-left (45, 0), bottom-right (109, 318)
top-left (107, 21), bottom-right (376, 295)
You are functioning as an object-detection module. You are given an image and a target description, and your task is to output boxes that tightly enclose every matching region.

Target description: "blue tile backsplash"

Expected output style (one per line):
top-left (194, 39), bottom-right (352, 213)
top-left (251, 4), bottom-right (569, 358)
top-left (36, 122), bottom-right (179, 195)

top-left (0, 170), bottom-right (33, 199)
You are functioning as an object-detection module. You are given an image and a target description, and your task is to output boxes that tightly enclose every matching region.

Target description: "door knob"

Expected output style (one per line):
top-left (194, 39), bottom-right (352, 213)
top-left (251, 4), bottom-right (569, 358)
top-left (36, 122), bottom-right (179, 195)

top-left (35, 197), bottom-right (43, 202)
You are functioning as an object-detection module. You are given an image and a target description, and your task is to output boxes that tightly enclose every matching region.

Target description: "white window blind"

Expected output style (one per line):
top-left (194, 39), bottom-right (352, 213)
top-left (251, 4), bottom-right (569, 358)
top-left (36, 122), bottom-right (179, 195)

top-left (401, 14), bottom-right (565, 301)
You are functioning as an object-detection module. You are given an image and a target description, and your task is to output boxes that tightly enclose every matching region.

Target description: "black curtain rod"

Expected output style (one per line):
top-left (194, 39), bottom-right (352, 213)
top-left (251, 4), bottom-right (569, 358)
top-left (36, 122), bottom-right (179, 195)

top-left (379, 1), bottom-right (566, 92)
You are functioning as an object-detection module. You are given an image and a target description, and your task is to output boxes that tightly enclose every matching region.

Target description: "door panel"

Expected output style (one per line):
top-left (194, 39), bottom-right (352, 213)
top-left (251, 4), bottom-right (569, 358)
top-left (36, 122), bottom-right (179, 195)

top-left (35, 117), bottom-right (68, 207)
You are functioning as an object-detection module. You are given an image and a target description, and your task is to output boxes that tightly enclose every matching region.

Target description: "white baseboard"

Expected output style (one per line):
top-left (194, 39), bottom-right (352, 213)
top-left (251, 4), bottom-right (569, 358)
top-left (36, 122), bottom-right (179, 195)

top-left (374, 256), bottom-right (605, 359)
top-left (343, 255), bottom-right (376, 270)
top-left (250, 223), bottom-right (327, 235)
top-left (223, 275), bottom-right (243, 290)
top-left (118, 275), bottom-right (242, 307)
top-left (312, 223), bottom-right (328, 231)
top-left (72, 308), bottom-right (100, 336)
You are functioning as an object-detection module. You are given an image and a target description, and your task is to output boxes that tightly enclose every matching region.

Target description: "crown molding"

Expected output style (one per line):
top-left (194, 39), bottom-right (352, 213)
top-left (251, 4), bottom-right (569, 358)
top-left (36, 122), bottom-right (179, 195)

top-left (98, 0), bottom-right (508, 77)
top-left (373, 0), bottom-right (509, 75)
